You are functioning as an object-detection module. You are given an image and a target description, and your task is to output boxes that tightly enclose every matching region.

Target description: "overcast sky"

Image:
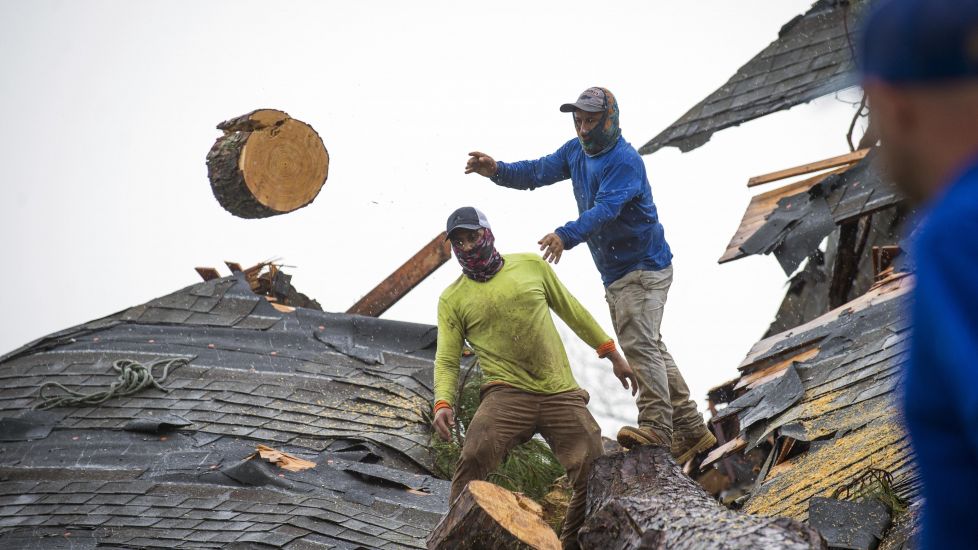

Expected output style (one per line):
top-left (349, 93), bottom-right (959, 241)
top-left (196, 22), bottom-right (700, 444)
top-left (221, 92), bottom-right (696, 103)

top-left (0, 0), bottom-right (864, 434)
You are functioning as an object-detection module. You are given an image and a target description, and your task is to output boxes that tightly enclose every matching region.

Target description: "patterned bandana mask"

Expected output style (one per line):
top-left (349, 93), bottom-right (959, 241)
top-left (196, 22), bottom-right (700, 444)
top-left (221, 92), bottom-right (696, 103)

top-left (577, 88), bottom-right (622, 157)
top-left (451, 228), bottom-right (504, 282)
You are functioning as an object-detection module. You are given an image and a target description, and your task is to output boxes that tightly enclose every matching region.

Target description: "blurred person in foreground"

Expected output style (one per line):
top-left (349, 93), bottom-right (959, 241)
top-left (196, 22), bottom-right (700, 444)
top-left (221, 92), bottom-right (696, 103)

top-left (431, 207), bottom-right (637, 549)
top-left (860, 0), bottom-right (978, 547)
top-left (464, 88), bottom-right (716, 462)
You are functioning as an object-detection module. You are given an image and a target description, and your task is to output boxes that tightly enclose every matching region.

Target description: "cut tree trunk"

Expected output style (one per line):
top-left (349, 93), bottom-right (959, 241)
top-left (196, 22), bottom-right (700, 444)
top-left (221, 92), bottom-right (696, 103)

top-left (579, 446), bottom-right (826, 550)
top-left (428, 480), bottom-right (560, 550)
top-left (206, 109), bottom-right (329, 219)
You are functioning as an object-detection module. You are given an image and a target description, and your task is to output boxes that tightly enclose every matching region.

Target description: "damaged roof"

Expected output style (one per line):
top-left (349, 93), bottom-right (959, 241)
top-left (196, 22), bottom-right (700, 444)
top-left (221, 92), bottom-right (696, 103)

top-left (720, 148), bottom-right (903, 274)
top-left (640, 0), bottom-right (870, 155)
top-left (705, 272), bottom-right (919, 525)
top-left (0, 273), bottom-right (454, 549)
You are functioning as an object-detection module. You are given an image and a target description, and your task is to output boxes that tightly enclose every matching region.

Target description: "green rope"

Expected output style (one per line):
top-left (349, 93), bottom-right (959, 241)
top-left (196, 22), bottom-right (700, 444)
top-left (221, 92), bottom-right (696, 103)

top-left (33, 358), bottom-right (188, 410)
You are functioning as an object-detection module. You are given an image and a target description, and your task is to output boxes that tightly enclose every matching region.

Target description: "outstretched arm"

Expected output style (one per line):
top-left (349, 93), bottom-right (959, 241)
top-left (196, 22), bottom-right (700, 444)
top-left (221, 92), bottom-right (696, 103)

top-left (464, 143), bottom-right (572, 191)
top-left (539, 260), bottom-right (637, 394)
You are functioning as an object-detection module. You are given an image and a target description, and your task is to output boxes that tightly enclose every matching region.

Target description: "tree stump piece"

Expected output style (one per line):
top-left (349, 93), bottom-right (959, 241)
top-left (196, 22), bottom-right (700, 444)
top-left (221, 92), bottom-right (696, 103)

top-left (206, 109), bottom-right (329, 219)
top-left (427, 480), bottom-right (560, 550)
top-left (579, 445), bottom-right (826, 550)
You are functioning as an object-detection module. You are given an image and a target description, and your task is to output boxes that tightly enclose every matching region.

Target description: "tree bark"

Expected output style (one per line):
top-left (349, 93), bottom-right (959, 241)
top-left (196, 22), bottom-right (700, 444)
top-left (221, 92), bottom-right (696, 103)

top-left (206, 109), bottom-right (329, 219)
top-left (428, 480), bottom-right (561, 550)
top-left (579, 446), bottom-right (826, 550)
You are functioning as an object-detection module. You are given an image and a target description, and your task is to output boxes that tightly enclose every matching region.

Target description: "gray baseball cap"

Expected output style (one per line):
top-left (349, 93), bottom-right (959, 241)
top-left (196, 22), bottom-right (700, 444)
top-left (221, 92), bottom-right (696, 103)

top-left (446, 206), bottom-right (491, 236)
top-left (559, 87), bottom-right (608, 113)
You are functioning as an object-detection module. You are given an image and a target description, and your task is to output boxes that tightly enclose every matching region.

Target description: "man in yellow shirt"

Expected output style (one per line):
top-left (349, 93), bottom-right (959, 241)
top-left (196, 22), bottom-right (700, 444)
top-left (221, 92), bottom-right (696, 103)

top-left (431, 206), bottom-right (637, 550)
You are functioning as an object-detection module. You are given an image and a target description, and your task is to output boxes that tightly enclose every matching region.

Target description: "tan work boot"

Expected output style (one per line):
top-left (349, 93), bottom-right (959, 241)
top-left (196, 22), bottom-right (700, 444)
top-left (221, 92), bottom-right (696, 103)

top-left (671, 425), bottom-right (717, 464)
top-left (616, 426), bottom-right (669, 449)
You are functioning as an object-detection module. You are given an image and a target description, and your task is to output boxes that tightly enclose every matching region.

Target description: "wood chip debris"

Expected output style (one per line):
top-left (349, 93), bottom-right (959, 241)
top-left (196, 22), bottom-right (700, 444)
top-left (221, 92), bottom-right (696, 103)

top-left (247, 444), bottom-right (317, 472)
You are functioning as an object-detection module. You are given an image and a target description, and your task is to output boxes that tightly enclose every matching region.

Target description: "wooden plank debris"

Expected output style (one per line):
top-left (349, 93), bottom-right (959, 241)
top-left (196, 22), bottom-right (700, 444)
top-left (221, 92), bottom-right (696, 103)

top-left (347, 232), bottom-right (452, 317)
top-left (249, 444), bottom-right (317, 472)
top-left (701, 436), bottom-right (748, 470)
top-left (873, 246), bottom-right (902, 281)
top-left (720, 167), bottom-right (849, 264)
top-left (747, 149), bottom-right (870, 188)
top-left (195, 267), bottom-right (221, 281)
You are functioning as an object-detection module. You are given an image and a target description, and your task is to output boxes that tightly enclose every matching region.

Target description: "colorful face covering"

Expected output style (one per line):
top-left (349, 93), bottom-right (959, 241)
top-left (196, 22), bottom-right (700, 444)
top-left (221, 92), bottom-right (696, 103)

top-left (451, 228), bottom-right (504, 282)
top-left (576, 88), bottom-right (621, 157)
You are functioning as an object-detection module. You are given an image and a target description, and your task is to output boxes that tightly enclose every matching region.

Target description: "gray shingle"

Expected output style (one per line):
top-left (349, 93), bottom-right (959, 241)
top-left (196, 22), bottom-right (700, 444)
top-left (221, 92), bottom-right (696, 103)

top-left (0, 274), bottom-right (449, 548)
top-left (641, 0), bottom-right (870, 154)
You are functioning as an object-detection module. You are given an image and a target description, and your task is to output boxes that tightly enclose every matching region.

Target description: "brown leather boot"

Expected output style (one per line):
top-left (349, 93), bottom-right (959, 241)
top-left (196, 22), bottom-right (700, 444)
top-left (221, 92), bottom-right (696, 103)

top-left (671, 425), bottom-right (717, 464)
top-left (616, 425), bottom-right (670, 449)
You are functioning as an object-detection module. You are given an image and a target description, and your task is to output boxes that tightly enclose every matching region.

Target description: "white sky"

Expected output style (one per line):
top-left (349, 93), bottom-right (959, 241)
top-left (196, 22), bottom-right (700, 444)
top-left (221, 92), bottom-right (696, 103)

top-left (0, 0), bottom-right (864, 434)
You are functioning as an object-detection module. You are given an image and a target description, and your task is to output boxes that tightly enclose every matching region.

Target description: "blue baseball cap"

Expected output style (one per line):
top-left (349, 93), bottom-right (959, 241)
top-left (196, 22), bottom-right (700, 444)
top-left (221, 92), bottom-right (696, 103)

top-left (859, 0), bottom-right (978, 85)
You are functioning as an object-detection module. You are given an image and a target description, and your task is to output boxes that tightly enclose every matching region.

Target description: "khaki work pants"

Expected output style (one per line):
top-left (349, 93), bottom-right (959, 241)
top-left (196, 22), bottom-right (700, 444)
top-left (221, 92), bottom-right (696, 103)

top-left (605, 266), bottom-right (704, 439)
top-left (450, 385), bottom-right (604, 550)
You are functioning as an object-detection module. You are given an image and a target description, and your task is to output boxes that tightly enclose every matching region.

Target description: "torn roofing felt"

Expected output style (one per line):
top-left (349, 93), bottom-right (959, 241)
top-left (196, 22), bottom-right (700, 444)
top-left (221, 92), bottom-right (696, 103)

top-left (704, 272), bottom-right (920, 523)
top-left (722, 149), bottom-right (905, 274)
top-left (640, 0), bottom-right (871, 155)
top-left (0, 273), bottom-right (459, 549)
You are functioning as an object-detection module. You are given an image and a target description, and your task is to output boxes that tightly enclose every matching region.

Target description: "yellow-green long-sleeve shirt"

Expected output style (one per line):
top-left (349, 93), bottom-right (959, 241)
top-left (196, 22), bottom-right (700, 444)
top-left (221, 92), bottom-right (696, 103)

top-left (434, 253), bottom-right (612, 405)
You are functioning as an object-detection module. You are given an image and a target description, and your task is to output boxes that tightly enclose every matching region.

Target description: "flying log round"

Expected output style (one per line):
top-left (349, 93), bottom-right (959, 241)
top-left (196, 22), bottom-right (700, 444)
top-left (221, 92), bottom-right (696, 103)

top-left (206, 109), bottom-right (329, 219)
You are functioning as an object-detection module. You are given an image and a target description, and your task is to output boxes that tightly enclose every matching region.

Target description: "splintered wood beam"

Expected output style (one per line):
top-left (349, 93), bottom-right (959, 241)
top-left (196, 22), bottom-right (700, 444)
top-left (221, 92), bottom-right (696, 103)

top-left (747, 148), bottom-right (870, 188)
top-left (347, 232), bottom-right (452, 317)
top-left (701, 436), bottom-right (748, 470)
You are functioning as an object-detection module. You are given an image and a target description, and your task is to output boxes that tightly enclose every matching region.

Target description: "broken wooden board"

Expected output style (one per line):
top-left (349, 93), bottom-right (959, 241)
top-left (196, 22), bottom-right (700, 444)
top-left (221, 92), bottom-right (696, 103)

top-left (700, 436), bottom-right (748, 470)
top-left (248, 444), bottom-right (316, 472)
top-left (427, 480), bottom-right (560, 550)
top-left (747, 149), bottom-right (870, 188)
top-left (720, 167), bottom-right (849, 264)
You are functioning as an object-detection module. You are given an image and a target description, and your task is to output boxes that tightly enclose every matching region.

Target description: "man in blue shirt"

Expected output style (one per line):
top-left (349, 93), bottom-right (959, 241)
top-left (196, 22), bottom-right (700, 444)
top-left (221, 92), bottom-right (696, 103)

top-left (465, 87), bottom-right (715, 463)
top-left (860, 1), bottom-right (978, 547)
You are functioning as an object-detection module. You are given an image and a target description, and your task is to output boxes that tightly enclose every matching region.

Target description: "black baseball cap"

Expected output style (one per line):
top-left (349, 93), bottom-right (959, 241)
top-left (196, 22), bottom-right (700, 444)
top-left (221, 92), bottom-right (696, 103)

top-left (559, 87), bottom-right (609, 113)
top-left (446, 207), bottom-right (492, 236)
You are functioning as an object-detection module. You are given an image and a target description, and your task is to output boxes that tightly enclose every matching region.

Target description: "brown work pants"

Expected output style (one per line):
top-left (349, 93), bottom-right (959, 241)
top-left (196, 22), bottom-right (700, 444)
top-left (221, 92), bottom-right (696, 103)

top-left (605, 266), bottom-right (705, 440)
top-left (450, 385), bottom-right (604, 550)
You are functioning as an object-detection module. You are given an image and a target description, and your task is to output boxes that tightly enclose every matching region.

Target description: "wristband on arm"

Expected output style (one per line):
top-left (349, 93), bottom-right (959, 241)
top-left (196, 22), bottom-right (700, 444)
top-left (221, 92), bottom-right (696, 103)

top-left (597, 340), bottom-right (617, 359)
top-left (433, 400), bottom-right (453, 414)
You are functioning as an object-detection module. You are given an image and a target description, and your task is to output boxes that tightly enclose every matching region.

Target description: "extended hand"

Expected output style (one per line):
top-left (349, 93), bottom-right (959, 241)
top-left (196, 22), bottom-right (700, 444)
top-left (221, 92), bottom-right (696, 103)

top-left (538, 233), bottom-right (565, 264)
top-left (432, 407), bottom-right (456, 442)
top-left (466, 151), bottom-right (498, 177)
top-left (609, 351), bottom-right (639, 396)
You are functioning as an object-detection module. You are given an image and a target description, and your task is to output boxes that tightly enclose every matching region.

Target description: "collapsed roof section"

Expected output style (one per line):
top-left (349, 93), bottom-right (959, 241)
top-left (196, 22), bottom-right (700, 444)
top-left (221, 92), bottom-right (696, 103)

top-left (703, 271), bottom-right (919, 546)
top-left (0, 273), bottom-right (457, 549)
top-left (640, 0), bottom-right (869, 155)
top-left (721, 148), bottom-right (903, 274)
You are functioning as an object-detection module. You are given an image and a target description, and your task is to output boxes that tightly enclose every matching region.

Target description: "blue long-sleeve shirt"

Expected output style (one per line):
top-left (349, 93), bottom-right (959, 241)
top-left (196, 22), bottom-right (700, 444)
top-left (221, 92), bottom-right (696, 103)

top-left (905, 157), bottom-right (978, 549)
top-left (491, 136), bottom-right (672, 286)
